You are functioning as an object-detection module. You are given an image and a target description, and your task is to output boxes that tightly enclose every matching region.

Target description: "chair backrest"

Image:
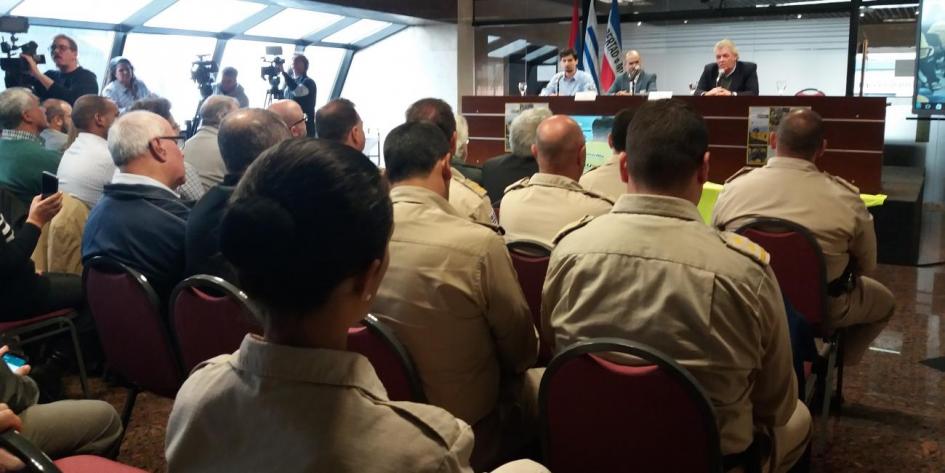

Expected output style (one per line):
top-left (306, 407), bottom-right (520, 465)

top-left (794, 88), bottom-right (826, 96)
top-left (0, 429), bottom-right (61, 473)
top-left (540, 338), bottom-right (723, 473)
top-left (347, 314), bottom-right (425, 402)
top-left (507, 239), bottom-right (553, 364)
top-left (83, 256), bottom-right (184, 397)
top-left (736, 218), bottom-right (829, 332)
top-left (170, 275), bottom-right (263, 372)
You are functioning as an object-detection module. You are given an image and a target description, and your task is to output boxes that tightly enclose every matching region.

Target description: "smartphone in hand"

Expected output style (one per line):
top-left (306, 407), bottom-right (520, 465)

top-left (2, 352), bottom-right (26, 373)
top-left (41, 171), bottom-right (58, 199)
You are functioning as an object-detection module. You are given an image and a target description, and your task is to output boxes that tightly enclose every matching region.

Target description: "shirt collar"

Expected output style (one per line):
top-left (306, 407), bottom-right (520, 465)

top-left (1, 129), bottom-right (41, 143)
top-left (111, 171), bottom-right (180, 198)
top-left (764, 156), bottom-right (819, 172)
top-left (724, 62), bottom-right (737, 78)
top-left (528, 172), bottom-right (583, 190)
top-left (75, 131), bottom-right (108, 146)
top-left (232, 334), bottom-right (388, 399)
top-left (390, 185), bottom-right (464, 219)
top-left (611, 193), bottom-right (703, 222)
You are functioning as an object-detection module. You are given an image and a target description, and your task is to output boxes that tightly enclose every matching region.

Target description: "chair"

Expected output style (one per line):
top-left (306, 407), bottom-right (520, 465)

top-left (539, 338), bottom-right (730, 473)
top-left (170, 275), bottom-right (262, 372)
top-left (0, 309), bottom-right (89, 398)
top-left (82, 257), bottom-right (184, 429)
top-left (347, 314), bottom-right (425, 402)
top-left (0, 429), bottom-right (145, 473)
top-left (507, 239), bottom-right (553, 365)
top-left (794, 88), bottom-right (826, 96)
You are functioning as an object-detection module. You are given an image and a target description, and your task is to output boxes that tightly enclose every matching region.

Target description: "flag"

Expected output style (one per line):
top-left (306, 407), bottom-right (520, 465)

top-left (600, 0), bottom-right (624, 92)
top-left (568, 0), bottom-right (580, 49)
top-left (581, 0), bottom-right (601, 92)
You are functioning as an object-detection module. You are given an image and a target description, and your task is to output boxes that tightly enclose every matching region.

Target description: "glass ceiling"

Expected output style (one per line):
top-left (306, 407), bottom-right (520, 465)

top-left (323, 19), bottom-right (392, 44)
top-left (12, 0), bottom-right (152, 24)
top-left (244, 9), bottom-right (343, 38)
top-left (144, 0), bottom-right (267, 32)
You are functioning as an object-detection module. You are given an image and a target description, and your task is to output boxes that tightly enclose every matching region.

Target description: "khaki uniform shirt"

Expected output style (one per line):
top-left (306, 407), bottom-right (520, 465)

top-left (500, 173), bottom-right (613, 247)
top-left (449, 168), bottom-right (497, 226)
top-left (373, 186), bottom-right (538, 425)
top-left (166, 335), bottom-right (474, 473)
top-left (579, 153), bottom-right (625, 202)
top-left (543, 194), bottom-right (797, 456)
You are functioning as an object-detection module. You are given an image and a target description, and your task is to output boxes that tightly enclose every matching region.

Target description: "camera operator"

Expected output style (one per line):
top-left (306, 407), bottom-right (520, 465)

top-left (281, 54), bottom-right (316, 137)
top-left (212, 67), bottom-right (248, 108)
top-left (21, 34), bottom-right (97, 106)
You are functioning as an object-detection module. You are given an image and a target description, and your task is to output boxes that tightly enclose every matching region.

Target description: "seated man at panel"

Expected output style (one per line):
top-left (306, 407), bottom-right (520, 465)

top-left (268, 99), bottom-right (307, 138)
top-left (40, 99), bottom-right (72, 152)
top-left (57, 95), bottom-right (119, 207)
top-left (606, 51), bottom-right (657, 95)
top-left (481, 107), bottom-right (551, 204)
top-left (372, 121), bottom-right (538, 469)
top-left (543, 99), bottom-right (810, 473)
top-left (185, 108), bottom-right (290, 279)
top-left (452, 114), bottom-right (483, 184)
top-left (695, 39), bottom-right (759, 96)
top-left (712, 109), bottom-right (895, 366)
top-left (23, 35), bottom-right (98, 105)
top-left (184, 95), bottom-right (239, 191)
top-left (212, 67), bottom-right (249, 108)
top-left (314, 98), bottom-right (365, 151)
top-left (0, 88), bottom-right (61, 205)
top-left (580, 107), bottom-right (636, 202)
top-left (540, 48), bottom-right (597, 96)
top-left (501, 115), bottom-right (613, 247)
top-left (82, 111), bottom-right (190, 300)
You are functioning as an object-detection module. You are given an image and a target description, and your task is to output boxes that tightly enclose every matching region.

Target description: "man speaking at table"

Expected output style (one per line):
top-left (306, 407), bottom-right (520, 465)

top-left (540, 49), bottom-right (598, 96)
top-left (695, 39), bottom-right (759, 96)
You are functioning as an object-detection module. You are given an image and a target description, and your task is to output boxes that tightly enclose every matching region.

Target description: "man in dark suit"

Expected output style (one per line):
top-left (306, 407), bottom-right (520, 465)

top-left (695, 39), bottom-right (759, 96)
top-left (606, 50), bottom-right (657, 95)
top-left (481, 107), bottom-right (551, 204)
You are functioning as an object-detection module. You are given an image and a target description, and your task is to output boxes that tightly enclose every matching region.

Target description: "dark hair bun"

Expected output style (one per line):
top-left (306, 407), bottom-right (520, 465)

top-left (220, 196), bottom-right (296, 274)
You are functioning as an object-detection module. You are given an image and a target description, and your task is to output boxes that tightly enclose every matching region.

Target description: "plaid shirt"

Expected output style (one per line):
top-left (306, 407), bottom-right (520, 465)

top-left (1, 129), bottom-right (42, 143)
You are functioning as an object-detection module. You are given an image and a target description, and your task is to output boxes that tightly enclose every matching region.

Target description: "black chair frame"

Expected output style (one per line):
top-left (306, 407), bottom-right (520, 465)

top-left (169, 274), bottom-right (262, 334)
top-left (507, 239), bottom-right (553, 257)
top-left (361, 314), bottom-right (426, 403)
top-left (0, 430), bottom-right (60, 473)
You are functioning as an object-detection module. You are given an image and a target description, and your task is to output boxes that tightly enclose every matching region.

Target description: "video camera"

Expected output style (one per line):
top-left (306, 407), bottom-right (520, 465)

top-left (190, 54), bottom-right (217, 99)
top-left (0, 16), bottom-right (46, 88)
top-left (260, 46), bottom-right (285, 79)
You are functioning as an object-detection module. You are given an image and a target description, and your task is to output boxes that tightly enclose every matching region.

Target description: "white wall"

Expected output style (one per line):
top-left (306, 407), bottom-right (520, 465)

top-left (342, 23), bottom-right (459, 166)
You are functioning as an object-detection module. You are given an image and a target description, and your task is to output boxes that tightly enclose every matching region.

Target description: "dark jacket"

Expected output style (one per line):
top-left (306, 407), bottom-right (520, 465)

top-left (606, 70), bottom-right (658, 95)
top-left (185, 175), bottom-right (237, 283)
top-left (696, 61), bottom-right (759, 96)
top-left (30, 66), bottom-right (99, 105)
top-left (451, 157), bottom-right (483, 185)
top-left (481, 153), bottom-right (539, 205)
top-left (0, 213), bottom-right (48, 320)
top-left (284, 73), bottom-right (317, 137)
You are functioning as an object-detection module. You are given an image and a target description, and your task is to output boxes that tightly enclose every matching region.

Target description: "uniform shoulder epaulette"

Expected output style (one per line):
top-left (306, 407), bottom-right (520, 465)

top-left (503, 176), bottom-right (531, 195)
top-left (724, 166), bottom-right (758, 184)
top-left (473, 220), bottom-right (505, 236)
top-left (825, 172), bottom-right (860, 195)
top-left (579, 187), bottom-right (615, 205)
top-left (453, 171), bottom-right (488, 198)
top-left (553, 214), bottom-right (596, 245)
top-left (720, 231), bottom-right (770, 266)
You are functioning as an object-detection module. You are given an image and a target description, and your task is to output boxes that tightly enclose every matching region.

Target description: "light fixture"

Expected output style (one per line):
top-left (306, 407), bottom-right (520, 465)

top-left (796, 13), bottom-right (803, 18)
top-left (684, 19), bottom-right (689, 24)
top-left (636, 21), bottom-right (642, 26)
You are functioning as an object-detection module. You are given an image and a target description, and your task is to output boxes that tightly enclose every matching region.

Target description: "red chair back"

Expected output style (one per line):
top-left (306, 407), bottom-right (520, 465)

top-left (170, 275), bottom-right (262, 372)
top-left (737, 218), bottom-right (830, 334)
top-left (82, 256), bottom-right (183, 398)
top-left (540, 338), bottom-right (723, 473)
top-left (507, 240), bottom-right (552, 364)
top-left (347, 314), bottom-right (425, 402)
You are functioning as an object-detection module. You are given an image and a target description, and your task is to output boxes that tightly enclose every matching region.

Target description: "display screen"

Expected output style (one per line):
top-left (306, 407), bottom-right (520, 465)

top-left (571, 115), bottom-right (614, 173)
top-left (915, 0), bottom-right (945, 114)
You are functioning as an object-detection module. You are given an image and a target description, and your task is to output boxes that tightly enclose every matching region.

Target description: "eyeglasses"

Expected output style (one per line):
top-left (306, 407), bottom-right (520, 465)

top-left (49, 44), bottom-right (73, 53)
top-left (155, 133), bottom-right (187, 148)
top-left (290, 113), bottom-right (308, 129)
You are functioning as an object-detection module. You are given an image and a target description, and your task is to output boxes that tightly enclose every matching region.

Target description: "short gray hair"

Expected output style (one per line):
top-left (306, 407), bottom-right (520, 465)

top-left (0, 88), bottom-right (36, 129)
top-left (714, 38), bottom-right (739, 58)
top-left (107, 111), bottom-right (168, 167)
top-left (454, 113), bottom-right (469, 161)
top-left (510, 107), bottom-right (552, 156)
top-left (199, 95), bottom-right (239, 127)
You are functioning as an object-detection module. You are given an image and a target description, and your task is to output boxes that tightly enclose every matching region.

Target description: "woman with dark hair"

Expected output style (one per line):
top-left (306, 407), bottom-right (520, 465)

top-left (101, 57), bottom-right (153, 113)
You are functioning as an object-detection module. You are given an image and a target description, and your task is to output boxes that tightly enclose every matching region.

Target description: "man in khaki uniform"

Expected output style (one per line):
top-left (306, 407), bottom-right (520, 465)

top-left (712, 109), bottom-right (895, 366)
top-left (543, 99), bottom-right (810, 473)
top-left (580, 108), bottom-right (636, 202)
top-left (450, 113), bottom-right (497, 224)
top-left (372, 121), bottom-right (538, 469)
top-left (501, 115), bottom-right (613, 247)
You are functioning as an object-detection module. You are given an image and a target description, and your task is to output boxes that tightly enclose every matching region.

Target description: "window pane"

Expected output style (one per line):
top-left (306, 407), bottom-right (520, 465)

top-left (219, 39), bottom-right (297, 108)
top-left (302, 46), bottom-right (347, 110)
top-left (12, 0), bottom-right (151, 24)
top-left (0, 26), bottom-right (113, 94)
top-left (145, 0), bottom-right (266, 32)
top-left (323, 20), bottom-right (391, 44)
top-left (245, 9), bottom-right (343, 39)
top-left (123, 33), bottom-right (217, 126)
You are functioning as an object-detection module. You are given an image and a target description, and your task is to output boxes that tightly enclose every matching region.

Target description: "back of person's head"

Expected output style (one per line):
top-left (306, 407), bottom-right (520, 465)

top-left (222, 66), bottom-right (238, 78)
top-left (0, 87), bottom-right (36, 129)
top-left (383, 121), bottom-right (450, 183)
top-left (534, 115), bottom-right (585, 174)
top-left (107, 110), bottom-right (167, 167)
top-left (626, 99), bottom-right (708, 191)
top-left (43, 98), bottom-right (69, 126)
top-left (510, 107), bottom-right (552, 157)
top-left (609, 108), bottom-right (637, 153)
top-left (454, 113), bottom-right (469, 161)
top-left (72, 95), bottom-right (115, 131)
top-left (404, 98), bottom-right (455, 140)
top-left (129, 97), bottom-right (177, 130)
top-left (315, 98), bottom-right (360, 141)
top-left (199, 95), bottom-right (239, 127)
top-left (591, 117), bottom-right (612, 142)
top-left (220, 139), bottom-right (392, 318)
top-left (775, 109), bottom-right (824, 160)
top-left (218, 108), bottom-right (290, 176)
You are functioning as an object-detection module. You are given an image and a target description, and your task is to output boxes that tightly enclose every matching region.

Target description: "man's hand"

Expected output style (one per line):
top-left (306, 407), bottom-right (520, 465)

top-left (0, 347), bottom-right (29, 377)
top-left (704, 87), bottom-right (732, 96)
top-left (25, 192), bottom-right (63, 229)
top-left (0, 404), bottom-right (24, 472)
top-left (615, 90), bottom-right (631, 96)
top-left (18, 54), bottom-right (40, 79)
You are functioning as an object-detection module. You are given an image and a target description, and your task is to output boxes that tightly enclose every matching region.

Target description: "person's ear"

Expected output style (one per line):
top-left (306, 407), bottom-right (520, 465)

top-left (607, 133), bottom-right (614, 151)
top-left (148, 139), bottom-right (167, 163)
top-left (577, 144), bottom-right (586, 168)
top-left (449, 131), bottom-right (457, 156)
top-left (768, 131), bottom-right (778, 151)
top-left (618, 152), bottom-right (629, 183)
top-left (530, 143), bottom-right (538, 157)
top-left (354, 251), bottom-right (388, 304)
top-left (814, 139), bottom-right (827, 162)
top-left (697, 151), bottom-right (710, 184)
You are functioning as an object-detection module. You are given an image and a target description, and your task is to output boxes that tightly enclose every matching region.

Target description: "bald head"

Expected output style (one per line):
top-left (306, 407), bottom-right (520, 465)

top-left (218, 108), bottom-right (291, 177)
top-left (773, 109), bottom-right (825, 160)
top-left (267, 99), bottom-right (306, 137)
top-left (533, 115), bottom-right (586, 180)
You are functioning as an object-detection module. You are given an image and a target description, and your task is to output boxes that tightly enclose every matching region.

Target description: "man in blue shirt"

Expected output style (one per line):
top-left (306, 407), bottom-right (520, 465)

top-left (540, 49), bottom-right (598, 96)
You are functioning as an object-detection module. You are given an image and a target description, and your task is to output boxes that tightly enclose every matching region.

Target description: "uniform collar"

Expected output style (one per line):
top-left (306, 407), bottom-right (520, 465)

top-left (232, 334), bottom-right (388, 399)
top-left (528, 172), bottom-right (582, 190)
top-left (764, 156), bottom-right (819, 172)
top-left (390, 184), bottom-right (464, 219)
top-left (611, 193), bottom-right (703, 222)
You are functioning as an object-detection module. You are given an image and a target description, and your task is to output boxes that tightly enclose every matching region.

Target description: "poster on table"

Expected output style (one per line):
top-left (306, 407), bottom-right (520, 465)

top-left (504, 103), bottom-right (550, 152)
top-left (746, 106), bottom-right (810, 166)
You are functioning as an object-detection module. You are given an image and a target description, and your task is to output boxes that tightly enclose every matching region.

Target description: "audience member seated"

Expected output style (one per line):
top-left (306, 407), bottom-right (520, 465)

top-left (166, 137), bottom-right (548, 473)
top-left (450, 113), bottom-right (495, 224)
top-left (183, 96), bottom-right (239, 191)
top-left (267, 99), bottom-right (307, 138)
top-left (101, 57), bottom-right (154, 113)
top-left (451, 113), bottom-right (483, 184)
top-left (39, 99), bottom-right (72, 152)
top-left (543, 99), bottom-right (811, 472)
top-left (500, 115), bottom-right (612, 247)
top-left (372, 121), bottom-right (538, 469)
top-left (0, 88), bottom-right (62, 205)
top-left (185, 108), bottom-right (290, 280)
top-left (81, 110), bottom-right (189, 300)
top-left (713, 109), bottom-right (896, 366)
top-left (314, 98), bottom-right (365, 151)
top-left (57, 95), bottom-right (119, 207)
top-left (0, 345), bottom-right (121, 458)
top-left (129, 98), bottom-right (204, 202)
top-left (580, 107), bottom-right (636, 202)
top-left (481, 107), bottom-right (550, 204)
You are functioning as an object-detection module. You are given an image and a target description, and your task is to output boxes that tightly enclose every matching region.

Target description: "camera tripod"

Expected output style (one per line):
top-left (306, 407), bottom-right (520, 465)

top-left (262, 75), bottom-right (283, 108)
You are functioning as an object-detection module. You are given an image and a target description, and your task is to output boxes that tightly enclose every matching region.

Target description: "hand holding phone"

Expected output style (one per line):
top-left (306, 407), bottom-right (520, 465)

top-left (1, 353), bottom-right (26, 375)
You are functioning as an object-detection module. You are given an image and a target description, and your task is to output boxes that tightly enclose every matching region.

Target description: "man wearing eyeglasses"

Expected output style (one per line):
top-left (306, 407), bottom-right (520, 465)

top-left (183, 95), bottom-right (239, 191)
top-left (21, 35), bottom-right (98, 106)
top-left (267, 100), bottom-right (307, 138)
top-left (606, 50), bottom-right (657, 96)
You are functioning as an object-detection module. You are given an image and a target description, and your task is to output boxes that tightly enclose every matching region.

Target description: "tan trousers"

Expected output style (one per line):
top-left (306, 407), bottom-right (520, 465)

top-left (19, 399), bottom-right (123, 459)
top-left (767, 401), bottom-right (812, 473)
top-left (829, 276), bottom-right (896, 365)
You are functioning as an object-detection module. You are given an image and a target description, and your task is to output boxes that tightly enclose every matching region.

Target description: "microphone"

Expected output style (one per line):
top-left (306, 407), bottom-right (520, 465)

top-left (555, 74), bottom-right (562, 95)
top-left (716, 69), bottom-right (724, 88)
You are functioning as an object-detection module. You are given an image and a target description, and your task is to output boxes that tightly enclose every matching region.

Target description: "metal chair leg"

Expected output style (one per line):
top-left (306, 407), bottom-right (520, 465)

top-left (64, 318), bottom-right (89, 398)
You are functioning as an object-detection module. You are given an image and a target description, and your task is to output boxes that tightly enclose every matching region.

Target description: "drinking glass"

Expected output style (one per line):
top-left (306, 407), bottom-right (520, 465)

top-left (518, 82), bottom-right (527, 96)
top-left (776, 80), bottom-right (788, 96)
